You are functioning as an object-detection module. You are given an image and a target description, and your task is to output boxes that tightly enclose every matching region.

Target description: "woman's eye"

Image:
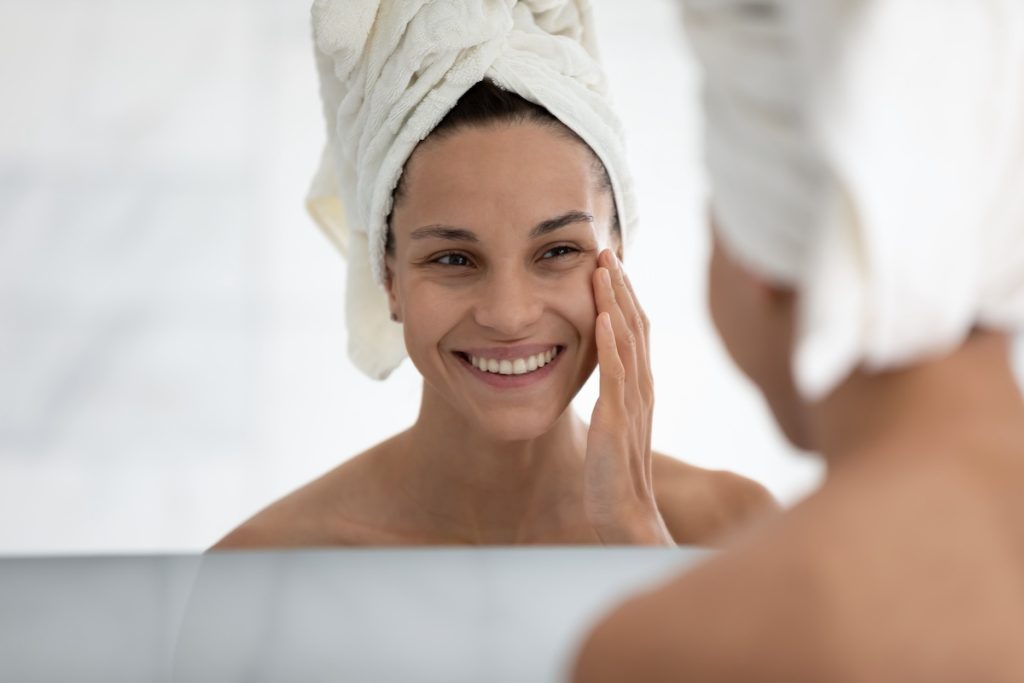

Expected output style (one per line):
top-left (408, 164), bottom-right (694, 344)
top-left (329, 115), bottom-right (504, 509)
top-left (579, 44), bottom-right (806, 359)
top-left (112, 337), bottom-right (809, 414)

top-left (434, 252), bottom-right (471, 267)
top-left (542, 245), bottom-right (579, 260)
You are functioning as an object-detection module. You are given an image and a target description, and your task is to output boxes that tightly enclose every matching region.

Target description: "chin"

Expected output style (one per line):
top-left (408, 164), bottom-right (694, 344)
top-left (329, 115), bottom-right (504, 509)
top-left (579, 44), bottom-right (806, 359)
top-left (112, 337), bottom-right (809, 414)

top-left (474, 408), bottom-right (562, 443)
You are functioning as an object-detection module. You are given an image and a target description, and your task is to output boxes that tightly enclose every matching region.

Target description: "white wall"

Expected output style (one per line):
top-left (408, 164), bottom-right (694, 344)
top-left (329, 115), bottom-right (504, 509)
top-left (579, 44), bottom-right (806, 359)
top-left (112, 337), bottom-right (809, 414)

top-left (0, 0), bottom-right (831, 554)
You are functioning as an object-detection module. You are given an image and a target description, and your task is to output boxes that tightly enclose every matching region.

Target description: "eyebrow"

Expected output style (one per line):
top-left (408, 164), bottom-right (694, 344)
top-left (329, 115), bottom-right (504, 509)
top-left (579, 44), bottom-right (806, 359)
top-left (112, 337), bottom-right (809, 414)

top-left (409, 226), bottom-right (479, 243)
top-left (529, 210), bottom-right (594, 238)
top-left (409, 210), bottom-right (594, 243)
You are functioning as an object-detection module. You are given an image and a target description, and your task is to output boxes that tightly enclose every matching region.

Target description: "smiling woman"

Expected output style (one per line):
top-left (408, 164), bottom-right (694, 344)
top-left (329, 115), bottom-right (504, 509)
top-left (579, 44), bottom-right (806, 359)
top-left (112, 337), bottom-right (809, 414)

top-left (213, 2), bottom-right (778, 549)
top-left (385, 87), bottom-right (613, 447)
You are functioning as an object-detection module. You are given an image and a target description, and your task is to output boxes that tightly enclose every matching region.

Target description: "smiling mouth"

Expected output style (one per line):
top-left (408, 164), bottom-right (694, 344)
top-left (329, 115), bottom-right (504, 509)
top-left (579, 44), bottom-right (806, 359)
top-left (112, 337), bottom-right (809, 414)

top-left (454, 346), bottom-right (564, 376)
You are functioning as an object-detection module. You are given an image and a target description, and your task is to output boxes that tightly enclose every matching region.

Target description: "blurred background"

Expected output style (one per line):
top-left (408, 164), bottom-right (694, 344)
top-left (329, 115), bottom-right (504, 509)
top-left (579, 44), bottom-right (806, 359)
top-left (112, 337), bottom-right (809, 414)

top-left (0, 0), bottom-right (831, 554)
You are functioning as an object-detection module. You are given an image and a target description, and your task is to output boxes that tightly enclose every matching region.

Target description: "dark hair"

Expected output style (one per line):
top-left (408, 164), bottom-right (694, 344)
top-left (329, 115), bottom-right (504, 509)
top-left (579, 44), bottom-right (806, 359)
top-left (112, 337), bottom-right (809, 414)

top-left (386, 80), bottom-right (620, 254)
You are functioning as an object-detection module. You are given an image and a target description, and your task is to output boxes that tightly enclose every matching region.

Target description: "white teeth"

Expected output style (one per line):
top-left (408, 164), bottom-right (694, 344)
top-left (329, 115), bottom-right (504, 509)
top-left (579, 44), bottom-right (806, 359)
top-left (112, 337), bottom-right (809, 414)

top-left (468, 346), bottom-right (560, 376)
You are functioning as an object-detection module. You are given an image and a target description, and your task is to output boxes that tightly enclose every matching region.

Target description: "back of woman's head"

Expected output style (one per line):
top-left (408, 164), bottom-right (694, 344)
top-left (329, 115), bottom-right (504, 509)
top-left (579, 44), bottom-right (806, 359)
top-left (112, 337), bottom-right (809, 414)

top-left (686, 0), bottom-right (1024, 401)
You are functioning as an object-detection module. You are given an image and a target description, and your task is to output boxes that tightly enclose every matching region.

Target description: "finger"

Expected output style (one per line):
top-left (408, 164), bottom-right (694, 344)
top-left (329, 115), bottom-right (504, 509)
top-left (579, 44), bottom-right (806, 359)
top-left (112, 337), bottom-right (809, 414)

top-left (605, 253), bottom-right (655, 488)
top-left (594, 271), bottom-right (655, 515)
top-left (594, 311), bottom-right (625, 407)
top-left (606, 251), bottom-right (650, 357)
top-left (602, 252), bottom-right (643, 339)
top-left (619, 262), bottom-right (651, 340)
top-left (624, 267), bottom-right (655, 398)
top-left (593, 264), bottom-right (639, 384)
top-left (606, 252), bottom-right (653, 397)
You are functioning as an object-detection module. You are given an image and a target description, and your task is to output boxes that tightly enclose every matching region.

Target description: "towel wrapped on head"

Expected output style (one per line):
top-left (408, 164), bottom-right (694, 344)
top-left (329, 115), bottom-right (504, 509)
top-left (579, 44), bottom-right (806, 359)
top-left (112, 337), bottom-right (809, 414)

top-left (308, 0), bottom-right (636, 380)
top-left (684, 0), bottom-right (1024, 400)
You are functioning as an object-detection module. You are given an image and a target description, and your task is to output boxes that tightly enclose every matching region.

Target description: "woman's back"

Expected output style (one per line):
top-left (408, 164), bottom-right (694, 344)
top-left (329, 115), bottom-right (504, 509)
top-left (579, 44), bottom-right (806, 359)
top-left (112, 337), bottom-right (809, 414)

top-left (575, 333), bottom-right (1024, 682)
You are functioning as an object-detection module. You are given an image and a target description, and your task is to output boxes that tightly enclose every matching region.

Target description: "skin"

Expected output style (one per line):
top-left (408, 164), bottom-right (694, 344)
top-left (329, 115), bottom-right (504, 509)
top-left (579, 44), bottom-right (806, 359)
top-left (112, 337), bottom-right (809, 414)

top-left (572, 232), bottom-right (1024, 681)
top-left (214, 124), bottom-right (777, 549)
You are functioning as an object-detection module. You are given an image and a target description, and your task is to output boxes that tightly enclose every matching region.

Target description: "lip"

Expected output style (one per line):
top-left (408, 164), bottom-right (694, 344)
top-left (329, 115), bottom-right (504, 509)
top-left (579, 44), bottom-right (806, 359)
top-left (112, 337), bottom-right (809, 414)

top-left (453, 345), bottom-right (565, 389)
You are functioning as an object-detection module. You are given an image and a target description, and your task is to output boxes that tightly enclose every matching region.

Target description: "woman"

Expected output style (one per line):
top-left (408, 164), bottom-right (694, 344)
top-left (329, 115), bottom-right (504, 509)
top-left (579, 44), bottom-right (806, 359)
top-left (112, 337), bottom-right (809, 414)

top-left (573, 0), bottom-right (1024, 679)
top-left (214, 1), bottom-right (776, 548)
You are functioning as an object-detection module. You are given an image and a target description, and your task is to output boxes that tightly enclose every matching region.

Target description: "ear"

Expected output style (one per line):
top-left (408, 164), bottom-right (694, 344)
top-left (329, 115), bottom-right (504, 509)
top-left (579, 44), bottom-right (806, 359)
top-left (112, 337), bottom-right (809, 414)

top-left (746, 269), bottom-right (793, 305)
top-left (384, 256), bottom-right (401, 323)
top-left (708, 212), bottom-right (792, 306)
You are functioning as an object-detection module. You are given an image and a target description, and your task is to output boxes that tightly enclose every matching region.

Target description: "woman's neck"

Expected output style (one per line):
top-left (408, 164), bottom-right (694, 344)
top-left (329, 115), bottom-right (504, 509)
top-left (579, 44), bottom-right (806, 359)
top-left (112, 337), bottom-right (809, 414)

top-left (811, 331), bottom-right (1024, 478)
top-left (394, 383), bottom-right (592, 544)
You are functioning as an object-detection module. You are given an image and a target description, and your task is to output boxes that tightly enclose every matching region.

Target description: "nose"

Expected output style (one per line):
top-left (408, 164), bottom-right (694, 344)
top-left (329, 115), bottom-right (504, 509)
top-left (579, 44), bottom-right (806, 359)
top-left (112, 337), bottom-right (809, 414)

top-left (472, 267), bottom-right (544, 337)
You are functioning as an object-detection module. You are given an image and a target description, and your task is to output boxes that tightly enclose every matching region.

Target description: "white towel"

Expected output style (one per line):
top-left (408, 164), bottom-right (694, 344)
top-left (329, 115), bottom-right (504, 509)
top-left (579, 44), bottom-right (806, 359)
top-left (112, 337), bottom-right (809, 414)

top-left (684, 0), bottom-right (1024, 400)
top-left (307, 0), bottom-right (636, 380)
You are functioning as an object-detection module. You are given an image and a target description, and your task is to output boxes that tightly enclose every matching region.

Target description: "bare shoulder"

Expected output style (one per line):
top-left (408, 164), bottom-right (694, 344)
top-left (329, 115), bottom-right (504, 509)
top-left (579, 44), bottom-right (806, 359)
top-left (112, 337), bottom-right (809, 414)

top-left (576, 470), bottom-right (1024, 683)
top-left (574, 489), bottom-right (843, 682)
top-left (210, 437), bottom-right (405, 551)
top-left (572, 515), bottom-right (823, 683)
top-left (651, 452), bottom-right (781, 547)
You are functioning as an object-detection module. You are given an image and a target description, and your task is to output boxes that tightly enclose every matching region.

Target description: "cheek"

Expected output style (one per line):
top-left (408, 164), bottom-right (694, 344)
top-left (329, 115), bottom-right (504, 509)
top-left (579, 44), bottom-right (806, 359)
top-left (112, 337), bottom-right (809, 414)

top-left (552, 269), bottom-right (598, 350)
top-left (398, 280), bottom-right (463, 354)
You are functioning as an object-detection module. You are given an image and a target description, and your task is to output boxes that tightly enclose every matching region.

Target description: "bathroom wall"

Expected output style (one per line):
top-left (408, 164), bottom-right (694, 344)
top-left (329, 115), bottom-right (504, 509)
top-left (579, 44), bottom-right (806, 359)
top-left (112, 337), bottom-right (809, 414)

top-left (0, 0), bottom-right (832, 553)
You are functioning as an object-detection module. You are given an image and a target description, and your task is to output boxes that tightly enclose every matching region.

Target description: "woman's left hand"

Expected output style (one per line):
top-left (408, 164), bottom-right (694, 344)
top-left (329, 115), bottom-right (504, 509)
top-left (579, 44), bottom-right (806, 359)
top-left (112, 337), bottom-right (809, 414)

top-left (584, 249), bottom-right (674, 545)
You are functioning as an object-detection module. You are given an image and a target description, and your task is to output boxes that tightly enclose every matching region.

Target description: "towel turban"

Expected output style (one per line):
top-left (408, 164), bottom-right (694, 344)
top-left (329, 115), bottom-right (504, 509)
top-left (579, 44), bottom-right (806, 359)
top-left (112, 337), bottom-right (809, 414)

top-left (307, 0), bottom-right (636, 380)
top-left (684, 0), bottom-right (1024, 400)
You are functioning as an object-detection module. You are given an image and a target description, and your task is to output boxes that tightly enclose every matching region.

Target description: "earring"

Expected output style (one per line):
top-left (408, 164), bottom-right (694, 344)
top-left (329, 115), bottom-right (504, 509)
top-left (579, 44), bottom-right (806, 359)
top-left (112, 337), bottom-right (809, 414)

top-left (390, 312), bottom-right (399, 322)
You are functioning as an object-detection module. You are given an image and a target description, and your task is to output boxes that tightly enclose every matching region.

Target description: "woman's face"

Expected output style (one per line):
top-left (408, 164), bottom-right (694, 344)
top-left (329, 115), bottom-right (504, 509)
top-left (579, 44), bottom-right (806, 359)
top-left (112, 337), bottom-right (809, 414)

top-left (386, 121), bottom-right (616, 441)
